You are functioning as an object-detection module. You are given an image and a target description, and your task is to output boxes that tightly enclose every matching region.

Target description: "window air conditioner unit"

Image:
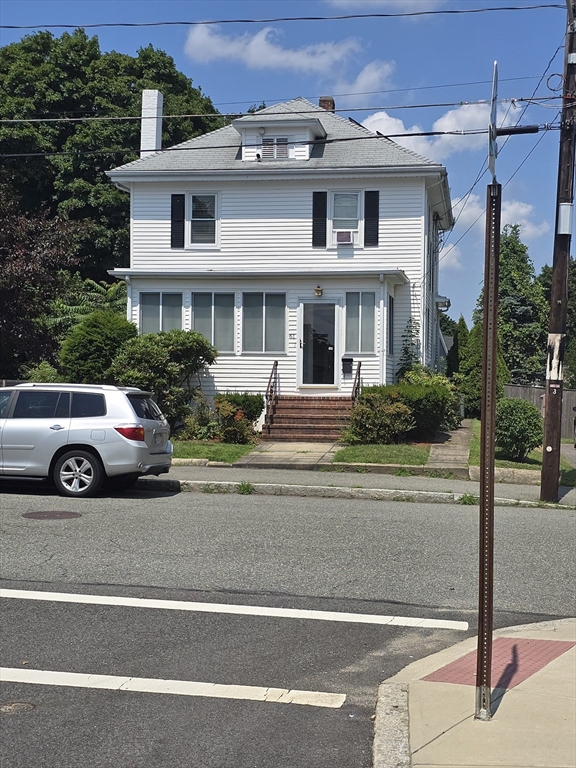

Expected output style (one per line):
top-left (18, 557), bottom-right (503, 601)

top-left (336, 231), bottom-right (353, 244)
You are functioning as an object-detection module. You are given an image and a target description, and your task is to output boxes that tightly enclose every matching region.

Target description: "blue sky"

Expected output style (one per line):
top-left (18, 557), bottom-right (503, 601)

top-left (0, 0), bottom-right (566, 326)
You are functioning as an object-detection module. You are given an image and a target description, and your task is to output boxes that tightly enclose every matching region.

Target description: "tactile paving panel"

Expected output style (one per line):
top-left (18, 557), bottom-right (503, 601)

top-left (423, 637), bottom-right (575, 689)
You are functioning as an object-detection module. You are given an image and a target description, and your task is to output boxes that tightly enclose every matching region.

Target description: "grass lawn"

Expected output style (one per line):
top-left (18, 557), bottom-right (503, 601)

top-left (172, 441), bottom-right (255, 463)
top-left (333, 443), bottom-right (430, 465)
top-left (469, 419), bottom-right (575, 485)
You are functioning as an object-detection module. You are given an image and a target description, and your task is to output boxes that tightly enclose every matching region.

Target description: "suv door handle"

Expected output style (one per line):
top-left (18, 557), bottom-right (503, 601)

top-left (50, 424), bottom-right (65, 430)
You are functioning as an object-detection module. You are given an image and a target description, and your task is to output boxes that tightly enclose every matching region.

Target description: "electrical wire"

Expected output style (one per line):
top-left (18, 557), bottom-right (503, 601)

top-left (0, 5), bottom-right (564, 30)
top-left (0, 97), bottom-right (559, 125)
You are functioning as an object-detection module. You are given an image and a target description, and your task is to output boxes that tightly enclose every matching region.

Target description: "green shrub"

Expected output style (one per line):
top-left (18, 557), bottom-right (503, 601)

top-left (216, 392), bottom-right (264, 423)
top-left (213, 398), bottom-right (256, 444)
top-left (495, 397), bottom-right (543, 460)
top-left (343, 397), bottom-right (415, 444)
top-left (108, 329), bottom-right (217, 429)
top-left (401, 366), bottom-right (462, 431)
top-left (22, 361), bottom-right (63, 382)
top-left (60, 310), bottom-right (137, 384)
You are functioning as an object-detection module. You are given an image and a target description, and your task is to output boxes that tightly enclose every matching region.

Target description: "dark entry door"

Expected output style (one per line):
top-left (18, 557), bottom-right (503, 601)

top-left (302, 303), bottom-right (335, 384)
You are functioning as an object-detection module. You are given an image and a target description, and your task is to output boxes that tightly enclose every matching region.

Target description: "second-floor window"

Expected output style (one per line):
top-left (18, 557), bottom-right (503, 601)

top-left (171, 193), bottom-right (219, 249)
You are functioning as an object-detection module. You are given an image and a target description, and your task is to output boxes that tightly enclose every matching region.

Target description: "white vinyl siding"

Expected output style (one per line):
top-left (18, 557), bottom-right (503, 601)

top-left (140, 292), bottom-right (182, 333)
top-left (130, 178), bottom-right (425, 274)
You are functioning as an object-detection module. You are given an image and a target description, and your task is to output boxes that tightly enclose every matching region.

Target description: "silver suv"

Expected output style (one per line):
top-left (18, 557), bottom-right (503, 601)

top-left (0, 383), bottom-right (172, 497)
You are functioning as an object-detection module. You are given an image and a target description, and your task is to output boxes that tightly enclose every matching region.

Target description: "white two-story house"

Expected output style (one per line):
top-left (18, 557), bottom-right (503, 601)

top-left (108, 93), bottom-right (453, 416)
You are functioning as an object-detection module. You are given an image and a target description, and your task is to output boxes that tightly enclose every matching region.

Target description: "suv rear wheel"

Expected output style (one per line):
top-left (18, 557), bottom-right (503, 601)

top-left (53, 450), bottom-right (103, 497)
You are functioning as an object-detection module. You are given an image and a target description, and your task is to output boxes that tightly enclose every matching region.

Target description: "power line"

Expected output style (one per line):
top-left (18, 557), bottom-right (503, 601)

top-left (0, 97), bottom-right (560, 126)
top-left (0, 5), bottom-right (564, 30)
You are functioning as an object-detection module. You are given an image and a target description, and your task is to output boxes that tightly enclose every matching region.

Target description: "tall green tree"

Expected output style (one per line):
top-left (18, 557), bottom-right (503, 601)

top-left (0, 29), bottom-right (222, 276)
top-left (0, 191), bottom-right (86, 377)
top-left (458, 321), bottom-right (510, 417)
top-left (446, 315), bottom-right (469, 377)
top-left (474, 225), bottom-right (547, 384)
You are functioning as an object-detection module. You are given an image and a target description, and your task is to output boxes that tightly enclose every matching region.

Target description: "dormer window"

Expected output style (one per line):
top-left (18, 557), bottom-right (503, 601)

top-left (261, 137), bottom-right (289, 160)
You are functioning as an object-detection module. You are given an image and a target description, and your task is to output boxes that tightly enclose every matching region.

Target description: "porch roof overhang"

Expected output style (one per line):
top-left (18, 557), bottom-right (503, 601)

top-left (108, 268), bottom-right (409, 285)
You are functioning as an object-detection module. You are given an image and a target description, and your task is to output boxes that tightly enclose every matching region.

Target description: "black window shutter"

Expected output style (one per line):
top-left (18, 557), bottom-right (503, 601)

top-left (312, 191), bottom-right (327, 248)
top-left (171, 194), bottom-right (185, 249)
top-left (364, 191), bottom-right (379, 247)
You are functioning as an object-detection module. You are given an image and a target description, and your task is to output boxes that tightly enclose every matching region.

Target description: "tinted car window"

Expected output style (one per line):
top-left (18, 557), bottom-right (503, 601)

top-left (0, 391), bottom-right (12, 417)
top-left (128, 395), bottom-right (164, 421)
top-left (71, 393), bottom-right (106, 418)
top-left (13, 391), bottom-right (62, 419)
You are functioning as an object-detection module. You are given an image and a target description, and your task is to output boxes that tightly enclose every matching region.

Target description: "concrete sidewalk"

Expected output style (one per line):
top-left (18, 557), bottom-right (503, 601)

top-left (374, 618), bottom-right (576, 768)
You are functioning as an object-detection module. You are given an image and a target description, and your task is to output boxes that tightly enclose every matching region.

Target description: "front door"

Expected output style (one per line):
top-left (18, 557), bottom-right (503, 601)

top-left (302, 303), bottom-right (336, 384)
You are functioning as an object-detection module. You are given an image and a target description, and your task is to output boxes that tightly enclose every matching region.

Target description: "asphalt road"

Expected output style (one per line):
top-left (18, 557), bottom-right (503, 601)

top-left (1, 482), bottom-right (574, 767)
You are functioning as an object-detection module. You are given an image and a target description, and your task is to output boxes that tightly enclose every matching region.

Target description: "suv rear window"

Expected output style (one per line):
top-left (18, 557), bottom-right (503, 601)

top-left (127, 395), bottom-right (164, 421)
top-left (71, 393), bottom-right (106, 418)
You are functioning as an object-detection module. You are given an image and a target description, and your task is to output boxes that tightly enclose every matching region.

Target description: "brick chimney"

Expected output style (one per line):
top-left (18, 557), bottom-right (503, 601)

top-left (319, 96), bottom-right (335, 112)
top-left (140, 89), bottom-right (163, 157)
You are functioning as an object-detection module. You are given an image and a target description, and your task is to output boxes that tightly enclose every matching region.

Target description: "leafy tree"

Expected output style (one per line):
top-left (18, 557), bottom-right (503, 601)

top-left (474, 225), bottom-right (547, 384)
top-left (108, 330), bottom-right (217, 428)
top-left (59, 310), bottom-right (138, 383)
top-left (49, 274), bottom-right (127, 339)
top-left (438, 312), bottom-right (458, 337)
top-left (495, 398), bottom-right (543, 461)
top-left (446, 315), bottom-right (469, 378)
top-left (397, 316), bottom-right (421, 379)
top-left (458, 321), bottom-right (510, 417)
top-left (0, 191), bottom-right (86, 378)
top-left (0, 29), bottom-right (222, 276)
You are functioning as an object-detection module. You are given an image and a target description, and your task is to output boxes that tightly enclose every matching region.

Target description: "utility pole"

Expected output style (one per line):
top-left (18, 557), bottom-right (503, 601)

top-left (541, 0), bottom-right (576, 502)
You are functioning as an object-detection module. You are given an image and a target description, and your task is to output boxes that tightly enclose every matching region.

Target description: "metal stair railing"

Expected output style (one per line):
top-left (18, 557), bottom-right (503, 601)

top-left (264, 360), bottom-right (279, 435)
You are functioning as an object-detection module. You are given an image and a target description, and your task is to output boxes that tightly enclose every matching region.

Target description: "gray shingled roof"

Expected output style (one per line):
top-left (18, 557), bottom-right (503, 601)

top-left (109, 97), bottom-right (441, 175)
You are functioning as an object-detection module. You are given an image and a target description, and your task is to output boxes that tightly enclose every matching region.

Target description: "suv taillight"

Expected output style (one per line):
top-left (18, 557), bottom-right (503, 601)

top-left (115, 425), bottom-right (145, 441)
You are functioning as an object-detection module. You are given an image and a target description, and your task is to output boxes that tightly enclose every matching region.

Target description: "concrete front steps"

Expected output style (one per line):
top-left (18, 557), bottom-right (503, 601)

top-left (263, 395), bottom-right (352, 441)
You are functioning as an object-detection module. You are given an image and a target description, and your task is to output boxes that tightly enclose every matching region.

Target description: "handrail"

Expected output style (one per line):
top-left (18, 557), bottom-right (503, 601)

top-left (352, 361), bottom-right (362, 404)
top-left (265, 360), bottom-right (279, 434)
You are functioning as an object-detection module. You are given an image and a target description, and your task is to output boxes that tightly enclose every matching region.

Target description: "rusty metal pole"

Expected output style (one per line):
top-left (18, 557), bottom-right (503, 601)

top-left (541, 1), bottom-right (576, 502)
top-left (475, 182), bottom-right (501, 721)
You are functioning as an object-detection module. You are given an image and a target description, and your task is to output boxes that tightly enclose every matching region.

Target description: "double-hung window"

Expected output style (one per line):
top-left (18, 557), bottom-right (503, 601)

top-left (312, 190), bottom-right (379, 248)
top-left (243, 293), bottom-right (286, 353)
top-left (192, 293), bottom-right (235, 352)
top-left (171, 193), bottom-right (219, 248)
top-left (346, 292), bottom-right (375, 353)
top-left (140, 293), bottom-right (183, 334)
top-left (333, 192), bottom-right (360, 245)
top-left (261, 137), bottom-right (289, 160)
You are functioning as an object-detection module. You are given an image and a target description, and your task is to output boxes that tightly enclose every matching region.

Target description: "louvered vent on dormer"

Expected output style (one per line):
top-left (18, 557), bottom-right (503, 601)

top-left (261, 137), bottom-right (289, 159)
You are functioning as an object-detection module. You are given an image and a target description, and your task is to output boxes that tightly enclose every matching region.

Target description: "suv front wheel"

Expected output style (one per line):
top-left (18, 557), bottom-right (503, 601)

top-left (53, 450), bottom-right (103, 497)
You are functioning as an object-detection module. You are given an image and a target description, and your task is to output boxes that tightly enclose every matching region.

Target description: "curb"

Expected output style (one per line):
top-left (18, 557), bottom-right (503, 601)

top-left (137, 478), bottom-right (575, 509)
top-left (172, 458), bottom-right (545, 484)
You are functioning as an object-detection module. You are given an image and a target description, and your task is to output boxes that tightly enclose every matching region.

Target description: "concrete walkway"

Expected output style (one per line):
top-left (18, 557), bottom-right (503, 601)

top-left (374, 618), bottom-right (576, 768)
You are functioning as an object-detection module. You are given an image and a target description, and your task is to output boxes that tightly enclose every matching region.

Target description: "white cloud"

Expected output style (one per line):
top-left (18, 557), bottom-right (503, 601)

top-left (450, 194), bottom-right (549, 243)
top-left (331, 61), bottom-right (395, 107)
top-left (185, 25), bottom-right (361, 74)
top-left (439, 244), bottom-right (463, 271)
top-left (363, 103), bottom-right (505, 162)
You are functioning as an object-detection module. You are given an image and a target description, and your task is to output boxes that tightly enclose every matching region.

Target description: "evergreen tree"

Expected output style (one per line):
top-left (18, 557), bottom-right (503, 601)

top-left (474, 225), bottom-right (547, 384)
top-left (397, 316), bottom-right (421, 379)
top-left (446, 315), bottom-right (469, 377)
top-left (459, 321), bottom-right (510, 417)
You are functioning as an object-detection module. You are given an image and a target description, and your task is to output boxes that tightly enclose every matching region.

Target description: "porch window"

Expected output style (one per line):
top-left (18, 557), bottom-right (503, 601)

top-left (346, 292), bottom-right (375, 353)
top-left (243, 293), bottom-right (286, 352)
top-left (388, 295), bottom-right (394, 355)
top-left (140, 292), bottom-right (183, 334)
top-left (192, 293), bottom-right (235, 352)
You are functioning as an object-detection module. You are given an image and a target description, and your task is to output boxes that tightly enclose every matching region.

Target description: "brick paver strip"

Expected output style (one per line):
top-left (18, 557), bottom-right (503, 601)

top-left (422, 637), bottom-right (575, 689)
